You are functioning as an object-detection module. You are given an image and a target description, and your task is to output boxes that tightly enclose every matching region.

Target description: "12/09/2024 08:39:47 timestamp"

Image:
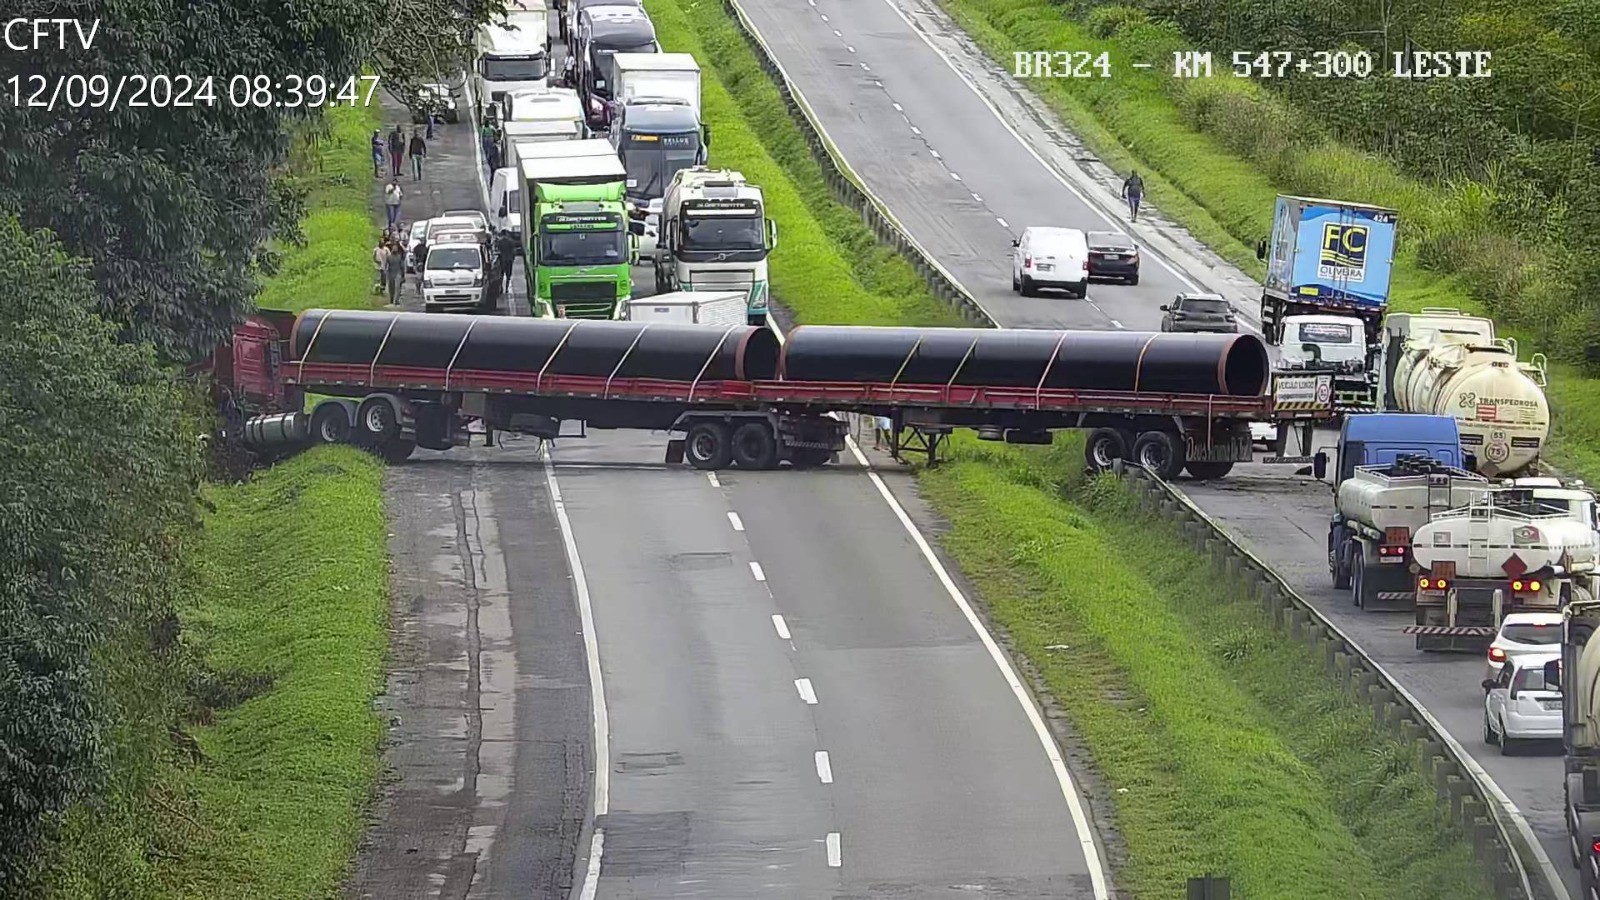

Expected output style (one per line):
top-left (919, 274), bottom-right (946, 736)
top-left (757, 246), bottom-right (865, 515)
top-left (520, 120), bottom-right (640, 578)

top-left (3, 73), bottom-right (381, 112)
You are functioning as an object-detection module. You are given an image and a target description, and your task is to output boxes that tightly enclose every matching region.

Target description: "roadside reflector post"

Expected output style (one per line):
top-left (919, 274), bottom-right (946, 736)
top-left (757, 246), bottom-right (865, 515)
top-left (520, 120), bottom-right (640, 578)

top-left (1187, 876), bottom-right (1230, 900)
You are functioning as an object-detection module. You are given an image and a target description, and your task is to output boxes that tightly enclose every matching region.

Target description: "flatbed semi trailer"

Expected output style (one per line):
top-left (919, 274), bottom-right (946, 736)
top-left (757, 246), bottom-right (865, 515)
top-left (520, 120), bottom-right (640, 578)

top-left (217, 309), bottom-right (1336, 474)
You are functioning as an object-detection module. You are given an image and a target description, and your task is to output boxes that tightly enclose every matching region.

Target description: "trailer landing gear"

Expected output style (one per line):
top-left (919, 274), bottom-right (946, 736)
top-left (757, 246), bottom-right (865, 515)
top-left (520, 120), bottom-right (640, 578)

top-left (887, 425), bottom-right (951, 468)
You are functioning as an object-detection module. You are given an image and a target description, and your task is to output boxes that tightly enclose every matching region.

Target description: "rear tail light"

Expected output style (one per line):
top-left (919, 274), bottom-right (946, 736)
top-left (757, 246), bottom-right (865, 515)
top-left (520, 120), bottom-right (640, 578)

top-left (1082, 259), bottom-right (1089, 271)
top-left (1591, 838), bottom-right (1600, 856)
top-left (1511, 578), bottom-right (1543, 593)
top-left (1418, 575), bottom-right (1448, 590)
top-left (1378, 545), bottom-right (1407, 558)
top-left (1488, 647), bottom-right (1506, 663)
top-left (1023, 256), bottom-right (1032, 268)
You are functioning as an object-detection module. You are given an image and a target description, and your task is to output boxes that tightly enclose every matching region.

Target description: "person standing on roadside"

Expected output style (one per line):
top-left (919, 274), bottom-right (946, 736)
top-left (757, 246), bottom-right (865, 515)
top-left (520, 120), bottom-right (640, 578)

top-left (385, 178), bottom-right (404, 228)
top-left (409, 128), bottom-right (427, 181)
top-left (388, 124), bottom-right (405, 177)
top-left (371, 130), bottom-right (385, 177)
top-left (495, 228), bottom-right (520, 293)
top-left (1122, 170), bottom-right (1145, 222)
top-left (374, 238), bottom-right (390, 294)
top-left (384, 236), bottom-right (407, 306)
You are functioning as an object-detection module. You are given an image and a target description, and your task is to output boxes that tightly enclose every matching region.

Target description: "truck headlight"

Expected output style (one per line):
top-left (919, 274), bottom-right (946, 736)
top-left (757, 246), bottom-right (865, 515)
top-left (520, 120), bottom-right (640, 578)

top-left (423, 277), bottom-right (434, 288)
top-left (750, 294), bottom-right (768, 311)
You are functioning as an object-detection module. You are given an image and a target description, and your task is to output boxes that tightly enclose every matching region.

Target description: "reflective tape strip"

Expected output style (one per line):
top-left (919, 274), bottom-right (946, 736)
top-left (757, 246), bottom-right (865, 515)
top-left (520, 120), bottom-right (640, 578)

top-left (1403, 625), bottom-right (1495, 636)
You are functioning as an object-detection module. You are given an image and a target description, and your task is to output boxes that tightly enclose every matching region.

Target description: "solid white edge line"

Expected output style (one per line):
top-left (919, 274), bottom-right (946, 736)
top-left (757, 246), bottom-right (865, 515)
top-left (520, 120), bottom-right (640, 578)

top-left (772, 613), bottom-right (792, 640)
top-left (815, 751), bottom-right (834, 784)
top-left (750, 560), bottom-right (766, 582)
top-left (825, 832), bottom-right (842, 867)
top-left (728, 511), bottom-right (745, 531)
top-left (844, 436), bottom-right (1110, 899)
top-left (795, 677), bottom-right (818, 704)
top-left (542, 448), bottom-right (611, 897)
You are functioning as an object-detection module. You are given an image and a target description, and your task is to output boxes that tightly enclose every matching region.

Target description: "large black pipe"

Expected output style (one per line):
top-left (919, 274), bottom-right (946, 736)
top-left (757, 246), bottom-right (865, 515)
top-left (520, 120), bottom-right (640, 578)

top-left (291, 309), bottom-right (783, 381)
top-left (777, 327), bottom-right (1269, 396)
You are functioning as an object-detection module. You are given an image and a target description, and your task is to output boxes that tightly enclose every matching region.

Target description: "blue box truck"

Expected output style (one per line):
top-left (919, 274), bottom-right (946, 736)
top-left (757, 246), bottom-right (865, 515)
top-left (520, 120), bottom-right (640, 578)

top-left (1255, 195), bottom-right (1399, 345)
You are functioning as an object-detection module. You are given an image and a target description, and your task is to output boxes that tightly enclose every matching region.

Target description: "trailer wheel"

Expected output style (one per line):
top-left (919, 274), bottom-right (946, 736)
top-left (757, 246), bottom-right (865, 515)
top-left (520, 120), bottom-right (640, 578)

top-left (1184, 461), bottom-right (1234, 480)
top-left (379, 440), bottom-right (416, 463)
top-left (684, 422), bottom-right (733, 470)
top-left (310, 403), bottom-right (351, 444)
top-left (1132, 430), bottom-right (1184, 480)
top-left (1331, 537), bottom-right (1352, 590)
top-left (731, 422), bottom-right (779, 470)
top-left (1351, 555), bottom-right (1370, 608)
top-left (357, 396), bottom-right (401, 446)
top-left (1084, 428), bottom-right (1129, 472)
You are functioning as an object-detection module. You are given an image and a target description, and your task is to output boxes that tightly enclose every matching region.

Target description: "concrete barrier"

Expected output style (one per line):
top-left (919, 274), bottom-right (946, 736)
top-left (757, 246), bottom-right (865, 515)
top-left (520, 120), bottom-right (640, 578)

top-left (1113, 464), bottom-right (1568, 900)
top-left (720, 0), bottom-right (997, 329)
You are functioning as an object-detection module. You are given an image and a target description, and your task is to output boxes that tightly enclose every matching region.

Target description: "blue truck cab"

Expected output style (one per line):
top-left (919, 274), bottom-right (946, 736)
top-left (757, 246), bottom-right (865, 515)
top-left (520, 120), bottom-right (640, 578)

top-left (1318, 412), bottom-right (1464, 485)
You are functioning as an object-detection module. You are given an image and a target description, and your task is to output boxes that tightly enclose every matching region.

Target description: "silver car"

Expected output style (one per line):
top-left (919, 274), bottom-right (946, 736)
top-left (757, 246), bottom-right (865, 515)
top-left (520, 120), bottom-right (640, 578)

top-left (1482, 651), bottom-right (1563, 753)
top-left (1160, 292), bottom-right (1238, 333)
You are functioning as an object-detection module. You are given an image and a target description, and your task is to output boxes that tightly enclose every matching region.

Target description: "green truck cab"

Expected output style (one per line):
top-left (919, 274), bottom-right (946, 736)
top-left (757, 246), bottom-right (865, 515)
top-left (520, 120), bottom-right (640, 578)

top-left (517, 146), bottom-right (638, 319)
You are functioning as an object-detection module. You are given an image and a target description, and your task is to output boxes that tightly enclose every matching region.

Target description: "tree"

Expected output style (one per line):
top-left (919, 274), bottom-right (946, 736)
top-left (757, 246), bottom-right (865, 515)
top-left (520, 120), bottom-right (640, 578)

top-left (0, 216), bottom-right (200, 889)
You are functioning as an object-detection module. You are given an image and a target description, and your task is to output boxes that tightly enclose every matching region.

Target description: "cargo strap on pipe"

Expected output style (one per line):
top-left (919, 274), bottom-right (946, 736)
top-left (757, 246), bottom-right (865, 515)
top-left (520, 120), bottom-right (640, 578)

top-left (1034, 332), bottom-right (1069, 409)
top-left (1132, 334), bottom-right (1158, 393)
top-left (947, 336), bottom-right (979, 404)
top-left (604, 324), bottom-right (651, 400)
top-left (443, 319), bottom-right (481, 392)
top-left (688, 327), bottom-right (737, 403)
top-left (889, 336), bottom-right (925, 392)
top-left (300, 310), bottom-right (335, 366)
top-left (369, 314), bottom-right (401, 385)
top-left (536, 321), bottom-right (580, 393)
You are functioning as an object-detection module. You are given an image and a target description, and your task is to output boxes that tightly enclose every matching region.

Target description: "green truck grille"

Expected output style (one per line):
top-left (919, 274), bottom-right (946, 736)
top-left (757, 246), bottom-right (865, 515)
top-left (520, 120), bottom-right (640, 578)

top-left (550, 281), bottom-right (618, 302)
top-left (557, 301), bottom-right (618, 319)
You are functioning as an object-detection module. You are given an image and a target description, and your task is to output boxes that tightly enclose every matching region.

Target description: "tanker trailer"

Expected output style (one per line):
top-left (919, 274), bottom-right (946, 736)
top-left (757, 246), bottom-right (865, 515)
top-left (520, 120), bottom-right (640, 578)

top-left (1329, 454), bottom-right (1492, 610)
top-left (1549, 591), bottom-right (1600, 886)
top-left (1405, 495), bottom-right (1596, 652)
top-left (1395, 341), bottom-right (1549, 477)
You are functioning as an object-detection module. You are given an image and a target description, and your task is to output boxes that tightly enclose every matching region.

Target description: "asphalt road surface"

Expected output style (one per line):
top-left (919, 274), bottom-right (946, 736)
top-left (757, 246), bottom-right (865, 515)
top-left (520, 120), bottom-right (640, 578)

top-left (352, 66), bottom-right (1113, 897)
top-left (729, 0), bottom-right (1574, 892)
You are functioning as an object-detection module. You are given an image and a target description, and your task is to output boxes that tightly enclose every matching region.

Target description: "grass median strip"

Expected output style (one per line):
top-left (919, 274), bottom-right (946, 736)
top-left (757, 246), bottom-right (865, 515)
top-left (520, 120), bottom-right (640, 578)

top-left (930, 0), bottom-right (1599, 482)
top-left (656, 0), bottom-right (1499, 895)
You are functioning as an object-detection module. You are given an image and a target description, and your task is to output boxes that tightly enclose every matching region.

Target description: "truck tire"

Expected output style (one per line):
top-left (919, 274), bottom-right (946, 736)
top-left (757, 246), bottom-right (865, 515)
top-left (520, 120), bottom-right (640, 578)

top-left (1331, 536), bottom-right (1352, 590)
top-left (731, 422), bottom-right (779, 470)
top-left (357, 396), bottom-right (401, 446)
top-left (1352, 556), bottom-right (1374, 609)
top-left (1184, 461), bottom-right (1234, 480)
top-left (1084, 428), bottom-right (1129, 472)
top-left (789, 447), bottom-right (832, 469)
top-left (1019, 275), bottom-right (1035, 297)
top-left (310, 403), bottom-right (351, 444)
top-left (379, 439), bottom-right (416, 463)
top-left (1132, 430), bottom-right (1184, 480)
top-left (684, 422), bottom-right (733, 470)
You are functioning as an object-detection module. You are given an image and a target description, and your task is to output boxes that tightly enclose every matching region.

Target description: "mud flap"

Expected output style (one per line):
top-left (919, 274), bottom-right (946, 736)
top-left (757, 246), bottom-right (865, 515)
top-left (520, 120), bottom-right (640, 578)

top-left (665, 439), bottom-right (685, 465)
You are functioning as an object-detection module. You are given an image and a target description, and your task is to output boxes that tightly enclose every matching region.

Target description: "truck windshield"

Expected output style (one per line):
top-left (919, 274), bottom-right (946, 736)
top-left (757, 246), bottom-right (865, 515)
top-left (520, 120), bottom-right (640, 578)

top-left (624, 148), bottom-right (698, 200)
top-left (540, 228), bottom-right (626, 266)
top-left (485, 56), bottom-right (548, 81)
top-left (1297, 322), bottom-right (1355, 343)
top-left (683, 212), bottom-right (762, 252)
top-left (427, 247), bottom-right (482, 270)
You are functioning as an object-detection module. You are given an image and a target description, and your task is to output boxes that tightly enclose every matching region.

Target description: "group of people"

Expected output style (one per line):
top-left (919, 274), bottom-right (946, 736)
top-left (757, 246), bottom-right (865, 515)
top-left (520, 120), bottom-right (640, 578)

top-left (370, 224), bottom-right (521, 309)
top-left (373, 124), bottom-right (429, 181)
top-left (372, 230), bottom-right (409, 306)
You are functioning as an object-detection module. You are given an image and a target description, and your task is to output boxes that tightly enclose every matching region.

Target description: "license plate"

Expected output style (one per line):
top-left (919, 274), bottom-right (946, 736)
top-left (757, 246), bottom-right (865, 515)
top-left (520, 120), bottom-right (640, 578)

top-left (1379, 556), bottom-right (1404, 564)
top-left (1036, 264), bottom-right (1053, 271)
top-left (1100, 253), bottom-right (1121, 259)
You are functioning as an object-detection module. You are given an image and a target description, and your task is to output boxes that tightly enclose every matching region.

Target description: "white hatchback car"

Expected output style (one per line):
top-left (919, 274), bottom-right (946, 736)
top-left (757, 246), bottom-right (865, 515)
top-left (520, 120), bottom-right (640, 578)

top-left (1011, 226), bottom-right (1089, 298)
top-left (1483, 651), bottom-right (1563, 753)
top-left (1486, 612), bottom-right (1564, 682)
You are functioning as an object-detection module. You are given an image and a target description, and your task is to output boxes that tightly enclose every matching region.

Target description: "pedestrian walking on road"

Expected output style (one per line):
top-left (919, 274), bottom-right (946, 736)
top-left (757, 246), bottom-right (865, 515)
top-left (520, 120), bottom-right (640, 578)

top-left (384, 237), bottom-right (406, 306)
top-left (371, 130), bottom-right (385, 177)
top-left (873, 415), bottom-right (893, 451)
top-left (384, 179), bottom-right (404, 228)
top-left (373, 239), bottom-right (390, 294)
top-left (1122, 170), bottom-right (1145, 222)
top-left (387, 125), bottom-right (405, 177)
top-left (425, 109), bottom-right (436, 141)
top-left (495, 228), bottom-right (519, 292)
top-left (409, 128), bottom-right (427, 181)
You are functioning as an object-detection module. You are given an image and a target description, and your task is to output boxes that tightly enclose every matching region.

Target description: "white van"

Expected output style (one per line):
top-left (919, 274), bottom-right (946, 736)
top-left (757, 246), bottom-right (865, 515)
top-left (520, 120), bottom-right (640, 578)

top-left (488, 168), bottom-right (523, 235)
top-left (1011, 226), bottom-right (1089, 298)
top-left (422, 240), bottom-right (492, 313)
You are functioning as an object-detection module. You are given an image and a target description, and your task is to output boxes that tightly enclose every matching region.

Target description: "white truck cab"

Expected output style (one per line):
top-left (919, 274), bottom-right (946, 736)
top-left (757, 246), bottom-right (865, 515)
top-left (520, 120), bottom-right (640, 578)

top-left (474, 16), bottom-right (551, 119)
top-left (652, 167), bottom-right (776, 325)
top-left (1278, 315), bottom-right (1367, 369)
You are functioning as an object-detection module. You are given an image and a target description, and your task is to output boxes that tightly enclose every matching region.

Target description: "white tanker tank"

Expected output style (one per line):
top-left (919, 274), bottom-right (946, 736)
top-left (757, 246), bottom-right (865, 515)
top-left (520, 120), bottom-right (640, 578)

top-left (1383, 308), bottom-right (1549, 477)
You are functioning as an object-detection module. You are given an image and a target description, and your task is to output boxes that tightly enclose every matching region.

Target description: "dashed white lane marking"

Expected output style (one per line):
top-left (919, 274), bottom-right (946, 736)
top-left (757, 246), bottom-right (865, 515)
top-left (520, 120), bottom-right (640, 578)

top-left (772, 614), bottom-right (792, 640)
top-left (820, 13), bottom-right (829, 20)
top-left (950, 172), bottom-right (961, 181)
top-left (844, 436), bottom-right (1109, 898)
top-left (833, 29), bottom-right (841, 36)
top-left (1110, 320), bottom-right (1124, 329)
top-left (750, 560), bottom-right (767, 582)
top-left (928, 149), bottom-right (939, 159)
top-left (728, 511), bottom-right (744, 531)
top-left (826, 832), bottom-right (842, 867)
top-left (815, 751), bottom-right (834, 784)
top-left (706, 472), bottom-right (720, 487)
top-left (910, 125), bottom-right (921, 135)
top-left (846, 44), bottom-right (855, 52)
top-left (794, 678), bottom-right (818, 704)
top-left (892, 102), bottom-right (902, 111)
top-left (996, 217), bottom-right (1009, 229)
top-left (972, 193), bottom-right (983, 203)
top-left (542, 448), bottom-right (610, 900)
top-left (861, 63), bottom-right (871, 71)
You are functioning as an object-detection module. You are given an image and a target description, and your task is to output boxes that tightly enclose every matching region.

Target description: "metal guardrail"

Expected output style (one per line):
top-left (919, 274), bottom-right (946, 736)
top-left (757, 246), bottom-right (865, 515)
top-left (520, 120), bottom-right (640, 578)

top-left (720, 0), bottom-right (996, 329)
top-left (1111, 460), bottom-right (1568, 900)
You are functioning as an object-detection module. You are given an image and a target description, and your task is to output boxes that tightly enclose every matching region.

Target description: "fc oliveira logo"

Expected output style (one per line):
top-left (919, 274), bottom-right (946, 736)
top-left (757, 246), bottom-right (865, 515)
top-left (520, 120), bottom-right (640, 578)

top-left (1318, 222), bottom-right (1369, 281)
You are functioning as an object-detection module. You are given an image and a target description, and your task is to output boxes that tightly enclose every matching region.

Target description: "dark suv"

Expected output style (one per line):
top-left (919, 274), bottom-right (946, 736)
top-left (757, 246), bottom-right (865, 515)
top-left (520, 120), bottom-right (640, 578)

top-left (1087, 231), bottom-right (1139, 284)
top-left (1160, 292), bottom-right (1238, 333)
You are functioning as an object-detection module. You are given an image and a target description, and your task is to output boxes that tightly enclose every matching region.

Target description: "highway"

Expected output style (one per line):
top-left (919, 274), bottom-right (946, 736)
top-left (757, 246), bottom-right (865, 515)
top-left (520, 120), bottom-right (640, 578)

top-left (352, 47), bottom-right (1115, 897)
top-left (728, 0), bottom-right (1576, 893)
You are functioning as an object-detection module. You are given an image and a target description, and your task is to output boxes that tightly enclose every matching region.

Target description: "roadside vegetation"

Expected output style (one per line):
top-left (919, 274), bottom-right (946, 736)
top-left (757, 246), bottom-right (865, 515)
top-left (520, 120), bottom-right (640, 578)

top-left (928, 0), bottom-right (1600, 483)
top-left (652, 0), bottom-right (1498, 895)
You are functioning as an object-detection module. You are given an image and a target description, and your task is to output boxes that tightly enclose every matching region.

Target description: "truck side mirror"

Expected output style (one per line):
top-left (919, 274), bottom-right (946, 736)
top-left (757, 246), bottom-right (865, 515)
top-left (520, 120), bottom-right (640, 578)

top-left (498, 204), bottom-right (508, 218)
top-left (1158, 304), bottom-right (1169, 311)
top-left (1255, 238), bottom-right (1267, 261)
top-left (702, 124), bottom-right (712, 146)
top-left (628, 219), bottom-right (646, 236)
top-left (1546, 659), bottom-right (1562, 690)
top-left (1010, 238), bottom-right (1019, 248)
top-left (767, 218), bottom-right (779, 249)
top-left (1312, 451), bottom-right (1328, 481)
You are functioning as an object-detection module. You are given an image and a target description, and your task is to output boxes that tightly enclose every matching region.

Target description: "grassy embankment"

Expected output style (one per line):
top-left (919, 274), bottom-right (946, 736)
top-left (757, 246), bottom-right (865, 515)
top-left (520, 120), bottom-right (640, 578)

top-left (154, 101), bottom-right (392, 899)
top-left (646, 0), bottom-right (1495, 896)
top-left (930, 0), bottom-right (1600, 483)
